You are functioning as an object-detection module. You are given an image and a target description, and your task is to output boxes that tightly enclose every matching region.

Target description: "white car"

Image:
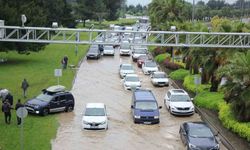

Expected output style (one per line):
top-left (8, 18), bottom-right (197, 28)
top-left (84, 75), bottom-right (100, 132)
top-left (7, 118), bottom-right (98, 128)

top-left (119, 64), bottom-right (135, 78)
top-left (122, 74), bottom-right (141, 90)
top-left (151, 72), bottom-right (169, 86)
top-left (131, 48), bottom-right (148, 62)
top-left (142, 61), bottom-right (159, 75)
top-left (82, 103), bottom-right (108, 130)
top-left (119, 44), bottom-right (131, 56)
top-left (103, 45), bottom-right (115, 56)
top-left (164, 89), bottom-right (194, 115)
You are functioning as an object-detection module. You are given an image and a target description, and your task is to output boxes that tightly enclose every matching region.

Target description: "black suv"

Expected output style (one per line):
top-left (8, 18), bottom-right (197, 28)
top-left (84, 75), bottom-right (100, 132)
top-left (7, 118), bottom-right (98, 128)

top-left (25, 85), bottom-right (75, 116)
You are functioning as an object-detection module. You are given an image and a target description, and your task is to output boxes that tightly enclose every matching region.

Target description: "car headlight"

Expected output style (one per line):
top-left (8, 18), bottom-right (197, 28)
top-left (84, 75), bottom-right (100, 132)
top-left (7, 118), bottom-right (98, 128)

top-left (214, 144), bottom-right (220, 149)
top-left (154, 116), bottom-right (159, 119)
top-left (171, 106), bottom-right (177, 110)
top-left (100, 121), bottom-right (106, 125)
top-left (134, 115), bottom-right (140, 119)
top-left (83, 120), bottom-right (89, 124)
top-left (34, 105), bottom-right (40, 109)
top-left (188, 143), bottom-right (198, 149)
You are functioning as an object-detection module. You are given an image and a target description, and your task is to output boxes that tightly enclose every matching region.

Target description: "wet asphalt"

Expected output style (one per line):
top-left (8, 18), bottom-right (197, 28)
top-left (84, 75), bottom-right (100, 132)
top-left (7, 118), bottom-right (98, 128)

top-left (52, 49), bottom-right (227, 150)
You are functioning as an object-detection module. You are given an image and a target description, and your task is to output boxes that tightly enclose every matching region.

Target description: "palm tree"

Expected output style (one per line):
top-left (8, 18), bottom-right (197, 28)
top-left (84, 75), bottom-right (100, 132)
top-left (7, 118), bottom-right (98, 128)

top-left (217, 51), bottom-right (250, 122)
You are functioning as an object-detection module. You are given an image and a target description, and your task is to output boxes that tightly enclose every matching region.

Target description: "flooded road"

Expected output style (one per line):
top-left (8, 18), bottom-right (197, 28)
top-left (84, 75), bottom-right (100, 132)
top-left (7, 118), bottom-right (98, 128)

top-left (52, 50), bottom-right (226, 150)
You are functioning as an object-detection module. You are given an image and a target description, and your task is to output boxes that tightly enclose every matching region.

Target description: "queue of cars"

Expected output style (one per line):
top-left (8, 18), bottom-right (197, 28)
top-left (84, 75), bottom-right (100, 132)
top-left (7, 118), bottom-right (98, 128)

top-left (23, 24), bottom-right (220, 149)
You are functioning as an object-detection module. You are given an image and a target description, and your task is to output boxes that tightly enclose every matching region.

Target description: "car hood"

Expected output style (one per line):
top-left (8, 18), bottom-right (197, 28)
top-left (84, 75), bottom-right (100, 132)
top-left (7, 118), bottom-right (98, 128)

top-left (152, 78), bottom-right (169, 82)
top-left (144, 67), bottom-right (158, 71)
top-left (170, 101), bottom-right (194, 108)
top-left (82, 116), bottom-right (107, 123)
top-left (134, 109), bottom-right (159, 116)
top-left (133, 53), bottom-right (146, 58)
top-left (87, 52), bottom-right (98, 56)
top-left (124, 81), bottom-right (141, 86)
top-left (120, 48), bottom-right (130, 51)
top-left (189, 136), bottom-right (218, 149)
top-left (120, 70), bottom-right (135, 74)
top-left (25, 98), bottom-right (48, 107)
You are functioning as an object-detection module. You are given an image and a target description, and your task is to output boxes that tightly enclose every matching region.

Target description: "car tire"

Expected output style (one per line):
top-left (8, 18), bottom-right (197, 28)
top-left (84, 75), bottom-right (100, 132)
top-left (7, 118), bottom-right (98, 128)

top-left (42, 108), bottom-right (49, 116)
top-left (65, 105), bottom-right (74, 112)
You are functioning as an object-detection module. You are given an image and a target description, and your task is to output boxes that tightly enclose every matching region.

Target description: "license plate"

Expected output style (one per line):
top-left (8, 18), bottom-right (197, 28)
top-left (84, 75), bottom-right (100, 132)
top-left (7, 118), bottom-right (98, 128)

top-left (144, 122), bottom-right (151, 124)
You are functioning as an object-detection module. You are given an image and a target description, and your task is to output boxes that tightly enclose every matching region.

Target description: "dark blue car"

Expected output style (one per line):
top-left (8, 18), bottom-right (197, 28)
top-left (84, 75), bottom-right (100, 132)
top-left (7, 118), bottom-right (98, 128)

top-left (179, 122), bottom-right (220, 150)
top-left (131, 89), bottom-right (162, 124)
top-left (25, 85), bottom-right (74, 116)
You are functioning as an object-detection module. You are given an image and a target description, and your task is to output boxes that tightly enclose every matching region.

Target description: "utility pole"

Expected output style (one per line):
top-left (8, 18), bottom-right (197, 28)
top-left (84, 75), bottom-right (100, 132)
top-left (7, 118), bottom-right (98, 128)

top-left (192, 0), bottom-right (195, 24)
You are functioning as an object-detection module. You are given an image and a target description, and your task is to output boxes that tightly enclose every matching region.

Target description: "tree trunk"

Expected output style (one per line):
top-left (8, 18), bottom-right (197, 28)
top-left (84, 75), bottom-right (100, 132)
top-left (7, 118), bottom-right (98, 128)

top-left (210, 75), bottom-right (219, 92)
top-left (193, 64), bottom-right (199, 74)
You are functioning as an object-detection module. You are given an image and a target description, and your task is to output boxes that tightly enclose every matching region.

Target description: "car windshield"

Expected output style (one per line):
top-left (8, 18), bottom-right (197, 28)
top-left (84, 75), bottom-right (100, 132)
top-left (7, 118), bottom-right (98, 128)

top-left (189, 126), bottom-right (214, 138)
top-left (126, 76), bottom-right (139, 82)
top-left (171, 95), bottom-right (191, 102)
top-left (138, 56), bottom-right (148, 60)
top-left (153, 73), bottom-right (166, 78)
top-left (145, 62), bottom-right (157, 67)
top-left (104, 46), bottom-right (113, 50)
top-left (36, 93), bottom-right (53, 102)
top-left (121, 65), bottom-right (133, 70)
top-left (88, 48), bottom-right (98, 53)
top-left (135, 102), bottom-right (158, 110)
top-left (121, 44), bottom-right (130, 49)
top-left (134, 49), bottom-right (147, 54)
top-left (85, 108), bottom-right (105, 116)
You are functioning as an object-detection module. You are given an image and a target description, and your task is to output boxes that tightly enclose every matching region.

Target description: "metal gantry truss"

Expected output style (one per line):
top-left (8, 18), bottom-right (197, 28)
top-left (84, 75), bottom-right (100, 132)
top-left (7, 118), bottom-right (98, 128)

top-left (0, 25), bottom-right (250, 48)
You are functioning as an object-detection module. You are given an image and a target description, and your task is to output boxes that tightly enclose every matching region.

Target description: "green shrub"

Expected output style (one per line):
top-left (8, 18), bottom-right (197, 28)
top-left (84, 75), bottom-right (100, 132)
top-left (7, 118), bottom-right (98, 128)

top-left (155, 53), bottom-right (171, 63)
top-left (174, 61), bottom-right (186, 68)
top-left (169, 69), bottom-right (189, 80)
top-left (183, 75), bottom-right (210, 93)
top-left (219, 103), bottom-right (250, 142)
top-left (194, 91), bottom-right (224, 110)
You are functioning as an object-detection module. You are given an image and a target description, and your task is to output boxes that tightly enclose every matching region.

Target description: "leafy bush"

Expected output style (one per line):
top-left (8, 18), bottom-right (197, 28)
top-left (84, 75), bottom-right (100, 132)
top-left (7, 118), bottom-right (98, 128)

top-left (194, 91), bottom-right (224, 110)
top-left (169, 69), bottom-right (189, 80)
top-left (183, 75), bottom-right (210, 93)
top-left (219, 103), bottom-right (250, 142)
top-left (152, 47), bottom-right (167, 56)
top-left (174, 61), bottom-right (186, 68)
top-left (163, 60), bottom-right (183, 70)
top-left (155, 53), bottom-right (171, 63)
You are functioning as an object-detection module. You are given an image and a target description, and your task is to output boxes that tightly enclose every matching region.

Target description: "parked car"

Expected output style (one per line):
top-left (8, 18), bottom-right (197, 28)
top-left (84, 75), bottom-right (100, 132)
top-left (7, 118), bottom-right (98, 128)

top-left (25, 85), bottom-right (74, 116)
top-left (82, 103), bottom-right (108, 130)
top-left (122, 74), bottom-right (141, 90)
top-left (164, 89), bottom-right (194, 115)
top-left (132, 48), bottom-right (148, 62)
top-left (137, 55), bottom-right (149, 68)
top-left (119, 64), bottom-right (135, 78)
top-left (150, 72), bottom-right (169, 86)
top-left (103, 45), bottom-right (115, 56)
top-left (179, 122), bottom-right (220, 150)
top-left (142, 61), bottom-right (159, 75)
top-left (131, 89), bottom-right (162, 124)
top-left (86, 45), bottom-right (101, 59)
top-left (119, 44), bottom-right (131, 56)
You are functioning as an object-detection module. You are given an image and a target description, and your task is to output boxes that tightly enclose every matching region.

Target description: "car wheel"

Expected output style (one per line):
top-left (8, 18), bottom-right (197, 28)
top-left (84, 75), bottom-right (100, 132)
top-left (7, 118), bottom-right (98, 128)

top-left (66, 105), bottom-right (74, 112)
top-left (42, 108), bottom-right (49, 116)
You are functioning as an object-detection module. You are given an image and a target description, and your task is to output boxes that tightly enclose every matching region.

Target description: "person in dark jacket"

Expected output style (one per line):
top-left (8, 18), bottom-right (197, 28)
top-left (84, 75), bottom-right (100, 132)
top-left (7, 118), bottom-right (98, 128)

top-left (21, 79), bottom-right (29, 98)
top-left (2, 99), bottom-right (12, 124)
top-left (15, 99), bottom-right (24, 125)
top-left (5, 93), bottom-right (13, 106)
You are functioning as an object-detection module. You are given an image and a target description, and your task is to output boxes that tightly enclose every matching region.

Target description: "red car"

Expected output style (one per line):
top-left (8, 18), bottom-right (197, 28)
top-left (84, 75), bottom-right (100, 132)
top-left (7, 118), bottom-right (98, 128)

top-left (137, 55), bottom-right (149, 68)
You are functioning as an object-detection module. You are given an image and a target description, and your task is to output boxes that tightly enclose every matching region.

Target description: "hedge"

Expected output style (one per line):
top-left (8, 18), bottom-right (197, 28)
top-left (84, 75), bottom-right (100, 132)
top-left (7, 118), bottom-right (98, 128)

top-left (169, 69), bottom-right (189, 80)
top-left (183, 75), bottom-right (210, 93)
top-left (194, 91), bottom-right (224, 110)
top-left (155, 53), bottom-right (171, 63)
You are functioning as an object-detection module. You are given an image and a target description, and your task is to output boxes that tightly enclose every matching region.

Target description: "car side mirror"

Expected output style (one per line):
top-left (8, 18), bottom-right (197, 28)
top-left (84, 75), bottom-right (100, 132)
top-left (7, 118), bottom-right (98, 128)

top-left (191, 98), bottom-right (194, 101)
top-left (131, 105), bottom-right (134, 109)
top-left (159, 106), bottom-right (162, 109)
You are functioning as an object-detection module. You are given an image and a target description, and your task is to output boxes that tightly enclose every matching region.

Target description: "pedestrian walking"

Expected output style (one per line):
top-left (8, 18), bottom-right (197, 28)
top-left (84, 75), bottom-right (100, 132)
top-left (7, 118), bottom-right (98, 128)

top-left (2, 99), bottom-right (12, 124)
top-left (15, 99), bottom-right (24, 125)
top-left (21, 79), bottom-right (29, 98)
top-left (63, 55), bottom-right (68, 69)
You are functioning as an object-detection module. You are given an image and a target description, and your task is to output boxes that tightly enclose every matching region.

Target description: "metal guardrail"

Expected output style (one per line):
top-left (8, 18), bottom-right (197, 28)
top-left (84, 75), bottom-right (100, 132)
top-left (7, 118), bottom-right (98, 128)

top-left (1, 26), bottom-right (250, 48)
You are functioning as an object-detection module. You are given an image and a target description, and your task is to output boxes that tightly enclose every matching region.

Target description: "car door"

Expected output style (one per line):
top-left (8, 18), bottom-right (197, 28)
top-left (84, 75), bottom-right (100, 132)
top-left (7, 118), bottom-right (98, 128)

top-left (180, 125), bottom-right (188, 145)
top-left (49, 96), bottom-right (61, 113)
top-left (164, 91), bottom-right (171, 109)
top-left (58, 95), bottom-right (67, 112)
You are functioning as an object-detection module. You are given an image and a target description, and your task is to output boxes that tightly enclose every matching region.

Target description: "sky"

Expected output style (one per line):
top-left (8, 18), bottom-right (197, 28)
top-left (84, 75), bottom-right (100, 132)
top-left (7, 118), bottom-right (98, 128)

top-left (126, 0), bottom-right (237, 6)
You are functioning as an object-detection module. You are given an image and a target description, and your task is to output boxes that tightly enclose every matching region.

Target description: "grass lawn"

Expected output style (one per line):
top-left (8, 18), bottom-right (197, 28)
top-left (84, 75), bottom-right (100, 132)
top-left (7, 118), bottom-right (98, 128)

top-left (0, 42), bottom-right (88, 150)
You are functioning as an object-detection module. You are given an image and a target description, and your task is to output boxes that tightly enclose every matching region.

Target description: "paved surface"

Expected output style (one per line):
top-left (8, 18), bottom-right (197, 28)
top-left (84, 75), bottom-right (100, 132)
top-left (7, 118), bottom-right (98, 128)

top-left (52, 50), bottom-right (227, 150)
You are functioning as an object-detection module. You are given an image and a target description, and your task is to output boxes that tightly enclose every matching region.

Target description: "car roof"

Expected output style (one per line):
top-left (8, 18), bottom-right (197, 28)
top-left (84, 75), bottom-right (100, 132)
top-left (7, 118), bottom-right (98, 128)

top-left (169, 89), bottom-right (188, 95)
top-left (184, 122), bottom-right (209, 130)
top-left (46, 85), bottom-right (66, 93)
top-left (121, 63), bottom-right (132, 67)
top-left (86, 103), bottom-right (105, 108)
top-left (134, 90), bottom-right (155, 101)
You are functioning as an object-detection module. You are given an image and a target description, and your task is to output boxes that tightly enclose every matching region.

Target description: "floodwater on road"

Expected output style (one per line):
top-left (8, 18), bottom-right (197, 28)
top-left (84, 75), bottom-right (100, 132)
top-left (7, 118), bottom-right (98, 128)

top-left (52, 50), bottom-right (226, 150)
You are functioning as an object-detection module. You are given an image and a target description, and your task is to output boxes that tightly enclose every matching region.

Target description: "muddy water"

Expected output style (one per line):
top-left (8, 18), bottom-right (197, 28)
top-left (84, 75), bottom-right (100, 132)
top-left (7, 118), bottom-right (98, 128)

top-left (52, 50), bottom-right (226, 150)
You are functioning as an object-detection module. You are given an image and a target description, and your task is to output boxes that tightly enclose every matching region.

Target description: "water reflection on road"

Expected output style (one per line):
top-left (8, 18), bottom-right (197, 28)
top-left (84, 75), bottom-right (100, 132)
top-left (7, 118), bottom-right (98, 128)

top-left (52, 51), bottom-right (224, 150)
